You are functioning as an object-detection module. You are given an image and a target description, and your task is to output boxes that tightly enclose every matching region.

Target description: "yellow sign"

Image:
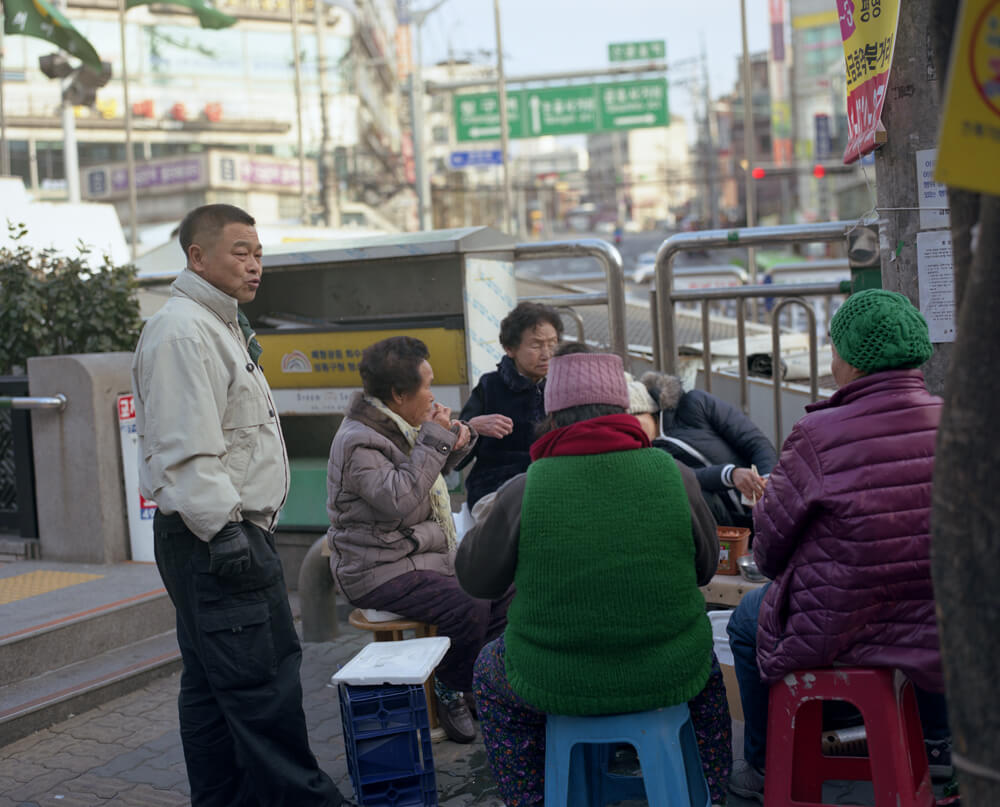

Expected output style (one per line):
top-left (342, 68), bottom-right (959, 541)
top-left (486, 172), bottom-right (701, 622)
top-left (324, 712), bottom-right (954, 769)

top-left (936, 0), bottom-right (1000, 194)
top-left (836, 0), bottom-right (901, 163)
top-left (257, 327), bottom-right (467, 389)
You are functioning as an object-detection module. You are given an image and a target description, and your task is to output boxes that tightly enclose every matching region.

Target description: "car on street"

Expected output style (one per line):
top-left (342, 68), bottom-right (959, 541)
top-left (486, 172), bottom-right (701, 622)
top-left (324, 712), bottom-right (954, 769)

top-left (632, 251), bottom-right (659, 284)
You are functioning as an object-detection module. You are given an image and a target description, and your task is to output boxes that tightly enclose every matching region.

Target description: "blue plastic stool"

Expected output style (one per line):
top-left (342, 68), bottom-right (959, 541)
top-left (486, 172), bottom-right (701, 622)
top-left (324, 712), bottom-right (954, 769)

top-left (544, 704), bottom-right (711, 807)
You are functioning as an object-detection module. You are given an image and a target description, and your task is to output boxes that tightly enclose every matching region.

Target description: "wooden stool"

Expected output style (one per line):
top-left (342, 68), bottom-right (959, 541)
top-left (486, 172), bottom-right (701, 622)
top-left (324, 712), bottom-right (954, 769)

top-left (764, 667), bottom-right (934, 807)
top-left (347, 609), bottom-right (444, 740)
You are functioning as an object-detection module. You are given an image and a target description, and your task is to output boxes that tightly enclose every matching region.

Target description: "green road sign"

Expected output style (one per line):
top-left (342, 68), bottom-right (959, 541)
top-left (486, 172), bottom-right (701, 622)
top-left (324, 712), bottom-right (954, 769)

top-left (608, 40), bottom-right (666, 62)
top-left (453, 78), bottom-right (669, 142)
top-left (452, 92), bottom-right (522, 142)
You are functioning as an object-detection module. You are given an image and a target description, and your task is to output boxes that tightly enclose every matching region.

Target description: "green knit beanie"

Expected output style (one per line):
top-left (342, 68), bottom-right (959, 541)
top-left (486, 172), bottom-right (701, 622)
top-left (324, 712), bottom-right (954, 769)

top-left (830, 289), bottom-right (933, 373)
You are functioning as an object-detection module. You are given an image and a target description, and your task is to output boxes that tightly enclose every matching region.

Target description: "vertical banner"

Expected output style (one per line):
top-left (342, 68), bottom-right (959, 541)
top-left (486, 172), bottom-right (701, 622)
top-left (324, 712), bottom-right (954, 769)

top-left (836, 0), bottom-right (901, 163)
top-left (117, 394), bottom-right (156, 562)
top-left (769, 0), bottom-right (793, 165)
top-left (935, 0), bottom-right (1000, 195)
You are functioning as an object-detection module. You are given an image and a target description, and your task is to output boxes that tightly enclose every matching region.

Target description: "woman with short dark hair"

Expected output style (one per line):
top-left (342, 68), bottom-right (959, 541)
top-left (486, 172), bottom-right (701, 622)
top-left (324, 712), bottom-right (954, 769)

top-left (326, 336), bottom-right (513, 744)
top-left (459, 302), bottom-right (564, 509)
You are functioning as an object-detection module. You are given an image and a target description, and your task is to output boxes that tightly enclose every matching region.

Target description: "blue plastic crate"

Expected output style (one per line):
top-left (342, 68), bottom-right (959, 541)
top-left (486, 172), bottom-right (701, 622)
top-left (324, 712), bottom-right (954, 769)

top-left (338, 683), bottom-right (438, 807)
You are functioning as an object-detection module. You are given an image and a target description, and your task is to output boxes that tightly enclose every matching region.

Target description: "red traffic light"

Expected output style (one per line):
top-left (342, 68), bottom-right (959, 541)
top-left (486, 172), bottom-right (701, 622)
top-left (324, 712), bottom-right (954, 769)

top-left (813, 164), bottom-right (826, 179)
top-left (751, 167), bottom-right (766, 180)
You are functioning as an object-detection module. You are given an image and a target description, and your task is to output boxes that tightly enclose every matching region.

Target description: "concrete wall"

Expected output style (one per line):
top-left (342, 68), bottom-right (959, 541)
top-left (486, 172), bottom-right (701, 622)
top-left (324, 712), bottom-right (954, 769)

top-left (28, 353), bottom-right (133, 563)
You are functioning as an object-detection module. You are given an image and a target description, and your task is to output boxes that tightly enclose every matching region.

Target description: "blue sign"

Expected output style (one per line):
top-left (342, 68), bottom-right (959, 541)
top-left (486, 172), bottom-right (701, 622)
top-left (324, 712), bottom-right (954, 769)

top-left (449, 150), bottom-right (503, 169)
top-left (814, 114), bottom-right (832, 161)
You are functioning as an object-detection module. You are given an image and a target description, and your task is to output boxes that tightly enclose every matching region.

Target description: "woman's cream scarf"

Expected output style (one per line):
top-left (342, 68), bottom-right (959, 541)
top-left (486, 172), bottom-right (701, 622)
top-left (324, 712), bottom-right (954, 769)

top-left (366, 395), bottom-right (458, 551)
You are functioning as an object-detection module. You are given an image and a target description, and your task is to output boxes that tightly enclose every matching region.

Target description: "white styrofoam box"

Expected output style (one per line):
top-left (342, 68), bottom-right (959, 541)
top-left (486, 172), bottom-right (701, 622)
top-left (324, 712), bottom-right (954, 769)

top-left (331, 636), bottom-right (452, 685)
top-left (708, 609), bottom-right (736, 667)
top-left (360, 609), bottom-right (405, 622)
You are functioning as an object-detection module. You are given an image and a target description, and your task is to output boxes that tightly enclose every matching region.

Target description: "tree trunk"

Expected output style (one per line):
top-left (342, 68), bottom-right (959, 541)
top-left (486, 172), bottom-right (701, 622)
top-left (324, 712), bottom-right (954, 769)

top-left (930, 4), bottom-right (1000, 799)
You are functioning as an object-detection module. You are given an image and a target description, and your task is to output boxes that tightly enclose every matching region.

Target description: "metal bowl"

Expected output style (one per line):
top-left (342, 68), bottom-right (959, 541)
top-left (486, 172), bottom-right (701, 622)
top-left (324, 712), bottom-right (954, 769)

top-left (737, 553), bottom-right (767, 583)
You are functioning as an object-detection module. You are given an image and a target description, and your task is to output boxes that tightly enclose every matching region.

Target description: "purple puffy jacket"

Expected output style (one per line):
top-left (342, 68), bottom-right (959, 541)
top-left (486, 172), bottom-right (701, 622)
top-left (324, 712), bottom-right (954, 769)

top-left (752, 369), bottom-right (944, 692)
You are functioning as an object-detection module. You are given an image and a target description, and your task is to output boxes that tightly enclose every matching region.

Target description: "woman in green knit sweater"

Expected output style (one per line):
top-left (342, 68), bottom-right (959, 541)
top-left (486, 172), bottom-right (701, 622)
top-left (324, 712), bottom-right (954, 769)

top-left (456, 352), bottom-right (732, 806)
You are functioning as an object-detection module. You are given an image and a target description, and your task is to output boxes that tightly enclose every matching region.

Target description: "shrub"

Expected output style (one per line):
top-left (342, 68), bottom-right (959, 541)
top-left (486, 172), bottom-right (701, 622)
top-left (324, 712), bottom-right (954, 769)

top-left (0, 223), bottom-right (142, 375)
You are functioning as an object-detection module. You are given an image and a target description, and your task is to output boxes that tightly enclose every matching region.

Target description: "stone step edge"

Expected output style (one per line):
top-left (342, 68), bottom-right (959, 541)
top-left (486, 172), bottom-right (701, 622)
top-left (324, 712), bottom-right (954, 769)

top-left (0, 631), bottom-right (181, 748)
top-left (0, 587), bottom-right (169, 647)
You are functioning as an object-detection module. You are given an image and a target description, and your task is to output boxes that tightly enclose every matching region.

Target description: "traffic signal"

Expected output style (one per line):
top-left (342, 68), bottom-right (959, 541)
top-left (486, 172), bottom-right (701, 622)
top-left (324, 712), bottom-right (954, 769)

top-left (39, 53), bottom-right (73, 79)
top-left (751, 167), bottom-right (766, 180)
top-left (813, 164), bottom-right (826, 179)
top-left (62, 61), bottom-right (112, 107)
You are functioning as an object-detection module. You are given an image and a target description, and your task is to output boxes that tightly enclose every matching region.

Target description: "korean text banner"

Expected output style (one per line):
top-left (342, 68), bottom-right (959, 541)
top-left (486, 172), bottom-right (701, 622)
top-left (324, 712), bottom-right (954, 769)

top-left (3, 0), bottom-right (102, 70)
top-left (836, 0), bottom-right (901, 164)
top-left (126, 0), bottom-right (236, 30)
top-left (935, 0), bottom-right (1000, 195)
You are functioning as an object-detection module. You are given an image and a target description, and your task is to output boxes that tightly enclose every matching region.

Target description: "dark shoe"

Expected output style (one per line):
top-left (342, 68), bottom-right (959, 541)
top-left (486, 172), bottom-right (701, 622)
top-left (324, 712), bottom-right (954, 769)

top-left (464, 691), bottom-right (478, 721)
top-left (438, 696), bottom-right (476, 743)
top-left (728, 759), bottom-right (765, 803)
top-left (926, 738), bottom-right (954, 781)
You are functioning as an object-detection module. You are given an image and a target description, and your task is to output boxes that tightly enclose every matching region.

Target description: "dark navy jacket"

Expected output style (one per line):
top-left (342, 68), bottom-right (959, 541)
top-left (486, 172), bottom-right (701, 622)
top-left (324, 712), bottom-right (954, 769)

top-left (458, 356), bottom-right (545, 508)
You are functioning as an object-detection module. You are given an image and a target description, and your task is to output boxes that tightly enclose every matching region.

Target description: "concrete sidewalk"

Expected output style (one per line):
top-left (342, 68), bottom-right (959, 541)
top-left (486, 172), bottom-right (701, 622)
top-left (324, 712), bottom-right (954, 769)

top-left (0, 600), bottom-right (890, 807)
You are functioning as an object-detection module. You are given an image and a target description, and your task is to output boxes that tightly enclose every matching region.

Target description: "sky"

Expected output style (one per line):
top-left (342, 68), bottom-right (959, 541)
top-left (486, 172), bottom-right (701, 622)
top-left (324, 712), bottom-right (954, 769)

top-left (419, 0), bottom-right (773, 137)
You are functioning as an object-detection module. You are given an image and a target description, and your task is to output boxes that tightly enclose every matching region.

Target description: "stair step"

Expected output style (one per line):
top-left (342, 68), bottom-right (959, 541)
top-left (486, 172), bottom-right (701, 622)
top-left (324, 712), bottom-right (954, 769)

top-left (0, 562), bottom-right (174, 686)
top-left (0, 630), bottom-right (181, 747)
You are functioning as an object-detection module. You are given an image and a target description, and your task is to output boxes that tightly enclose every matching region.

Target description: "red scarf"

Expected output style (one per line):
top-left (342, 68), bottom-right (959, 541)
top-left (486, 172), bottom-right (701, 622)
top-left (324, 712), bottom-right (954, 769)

top-left (530, 414), bottom-right (650, 460)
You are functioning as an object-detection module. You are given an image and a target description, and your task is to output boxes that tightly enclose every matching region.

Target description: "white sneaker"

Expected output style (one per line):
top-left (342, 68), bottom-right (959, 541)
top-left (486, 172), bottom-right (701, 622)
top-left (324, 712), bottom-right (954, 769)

top-left (728, 758), bottom-right (765, 803)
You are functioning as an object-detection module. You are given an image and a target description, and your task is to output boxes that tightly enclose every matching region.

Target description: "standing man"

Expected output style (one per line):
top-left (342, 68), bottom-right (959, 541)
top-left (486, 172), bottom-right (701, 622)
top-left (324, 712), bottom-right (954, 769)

top-left (131, 204), bottom-right (343, 807)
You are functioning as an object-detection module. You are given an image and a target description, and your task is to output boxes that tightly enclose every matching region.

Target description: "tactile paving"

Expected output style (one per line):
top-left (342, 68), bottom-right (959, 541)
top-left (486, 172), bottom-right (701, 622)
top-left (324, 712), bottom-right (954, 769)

top-left (0, 570), bottom-right (103, 605)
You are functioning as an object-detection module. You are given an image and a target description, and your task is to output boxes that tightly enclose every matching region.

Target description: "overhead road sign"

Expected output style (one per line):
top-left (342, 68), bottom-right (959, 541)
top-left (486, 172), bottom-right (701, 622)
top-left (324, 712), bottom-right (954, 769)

top-left (608, 40), bottom-right (665, 62)
top-left (454, 78), bottom-right (669, 142)
top-left (449, 150), bottom-right (503, 168)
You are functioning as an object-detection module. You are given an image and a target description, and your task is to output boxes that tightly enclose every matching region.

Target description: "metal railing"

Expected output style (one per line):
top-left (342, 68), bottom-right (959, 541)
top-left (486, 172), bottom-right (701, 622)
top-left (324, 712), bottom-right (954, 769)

top-left (654, 221), bottom-right (855, 429)
top-left (514, 238), bottom-right (628, 361)
top-left (0, 394), bottom-right (67, 411)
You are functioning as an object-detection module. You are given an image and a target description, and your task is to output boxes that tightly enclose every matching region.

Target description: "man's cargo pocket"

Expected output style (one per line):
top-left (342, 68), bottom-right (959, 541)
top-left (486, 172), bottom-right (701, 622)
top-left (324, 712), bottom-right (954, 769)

top-left (199, 601), bottom-right (276, 689)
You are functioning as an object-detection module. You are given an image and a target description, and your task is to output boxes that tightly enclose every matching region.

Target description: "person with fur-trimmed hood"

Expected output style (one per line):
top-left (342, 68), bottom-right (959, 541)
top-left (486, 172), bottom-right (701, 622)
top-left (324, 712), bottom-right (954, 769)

top-left (640, 371), bottom-right (777, 528)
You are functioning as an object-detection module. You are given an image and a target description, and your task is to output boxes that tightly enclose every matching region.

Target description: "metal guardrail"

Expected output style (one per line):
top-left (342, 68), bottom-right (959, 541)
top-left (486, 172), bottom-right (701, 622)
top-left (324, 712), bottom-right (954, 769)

top-left (515, 238), bottom-right (627, 362)
top-left (654, 221), bottom-right (855, 431)
top-left (0, 394), bottom-right (67, 411)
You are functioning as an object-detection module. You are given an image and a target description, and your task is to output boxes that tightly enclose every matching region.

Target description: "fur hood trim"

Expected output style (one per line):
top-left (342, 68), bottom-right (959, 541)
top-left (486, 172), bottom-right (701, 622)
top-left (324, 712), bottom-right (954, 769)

top-left (639, 371), bottom-right (684, 412)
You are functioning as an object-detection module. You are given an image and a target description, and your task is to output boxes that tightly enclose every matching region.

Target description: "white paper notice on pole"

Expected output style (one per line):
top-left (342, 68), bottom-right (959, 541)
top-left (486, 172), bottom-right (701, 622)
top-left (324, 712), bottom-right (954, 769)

top-left (916, 149), bottom-right (950, 230)
top-left (117, 394), bottom-right (157, 561)
top-left (916, 231), bottom-right (956, 343)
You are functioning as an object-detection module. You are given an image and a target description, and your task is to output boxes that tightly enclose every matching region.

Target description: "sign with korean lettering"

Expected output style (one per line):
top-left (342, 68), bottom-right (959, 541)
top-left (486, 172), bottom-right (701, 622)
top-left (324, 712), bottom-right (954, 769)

top-left (608, 40), bottom-right (665, 62)
top-left (836, 0), bottom-right (900, 163)
top-left (453, 78), bottom-right (669, 142)
top-left (256, 327), bottom-right (467, 389)
top-left (935, 0), bottom-right (1000, 195)
top-left (117, 394), bottom-right (156, 562)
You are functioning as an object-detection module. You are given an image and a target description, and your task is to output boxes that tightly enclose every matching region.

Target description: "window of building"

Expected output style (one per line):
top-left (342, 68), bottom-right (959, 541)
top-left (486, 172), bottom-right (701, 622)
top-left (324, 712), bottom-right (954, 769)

top-left (8, 141), bottom-right (30, 186)
top-left (431, 126), bottom-right (449, 144)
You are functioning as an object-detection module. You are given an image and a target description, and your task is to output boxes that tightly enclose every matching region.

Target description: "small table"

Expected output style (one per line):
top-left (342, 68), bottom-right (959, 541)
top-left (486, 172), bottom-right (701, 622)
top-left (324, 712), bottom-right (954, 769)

top-left (700, 573), bottom-right (766, 607)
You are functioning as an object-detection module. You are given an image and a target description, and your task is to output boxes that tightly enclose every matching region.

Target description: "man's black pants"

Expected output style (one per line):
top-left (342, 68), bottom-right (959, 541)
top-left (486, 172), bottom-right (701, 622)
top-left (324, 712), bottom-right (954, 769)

top-left (154, 512), bottom-right (342, 807)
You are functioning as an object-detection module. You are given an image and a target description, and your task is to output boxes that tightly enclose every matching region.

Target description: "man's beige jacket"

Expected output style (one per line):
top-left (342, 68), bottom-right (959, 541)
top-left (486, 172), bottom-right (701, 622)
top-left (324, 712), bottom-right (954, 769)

top-left (131, 269), bottom-right (289, 540)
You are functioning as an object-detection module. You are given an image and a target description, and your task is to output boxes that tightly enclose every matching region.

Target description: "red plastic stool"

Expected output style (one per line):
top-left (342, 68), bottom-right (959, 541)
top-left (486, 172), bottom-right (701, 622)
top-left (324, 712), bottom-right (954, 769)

top-left (763, 667), bottom-right (934, 807)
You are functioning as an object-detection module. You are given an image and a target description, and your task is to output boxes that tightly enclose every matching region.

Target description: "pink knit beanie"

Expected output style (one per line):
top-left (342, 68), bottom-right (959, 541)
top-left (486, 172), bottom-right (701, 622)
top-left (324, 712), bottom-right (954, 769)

top-left (544, 353), bottom-right (629, 414)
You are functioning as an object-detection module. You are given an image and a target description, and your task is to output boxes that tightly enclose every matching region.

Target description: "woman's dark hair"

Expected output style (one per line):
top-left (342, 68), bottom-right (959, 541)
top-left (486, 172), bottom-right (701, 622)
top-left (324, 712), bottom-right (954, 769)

top-left (535, 403), bottom-right (625, 437)
top-left (499, 302), bottom-right (564, 349)
top-left (359, 336), bottom-right (430, 401)
top-left (554, 341), bottom-right (592, 356)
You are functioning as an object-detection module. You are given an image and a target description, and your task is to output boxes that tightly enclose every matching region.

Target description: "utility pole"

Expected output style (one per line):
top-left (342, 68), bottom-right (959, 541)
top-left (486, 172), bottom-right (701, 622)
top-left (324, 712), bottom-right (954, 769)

top-left (314, 0), bottom-right (337, 227)
top-left (410, 0), bottom-right (449, 231)
top-left (740, 0), bottom-right (757, 284)
top-left (55, 0), bottom-right (80, 202)
top-left (874, 0), bottom-right (949, 395)
top-left (492, 0), bottom-right (513, 234)
top-left (700, 39), bottom-right (719, 229)
top-left (289, 0), bottom-right (308, 224)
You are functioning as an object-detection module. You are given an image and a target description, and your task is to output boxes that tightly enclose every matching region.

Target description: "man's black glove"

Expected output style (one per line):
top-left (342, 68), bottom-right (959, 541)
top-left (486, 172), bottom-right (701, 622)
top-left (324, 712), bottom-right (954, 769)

top-left (208, 522), bottom-right (251, 577)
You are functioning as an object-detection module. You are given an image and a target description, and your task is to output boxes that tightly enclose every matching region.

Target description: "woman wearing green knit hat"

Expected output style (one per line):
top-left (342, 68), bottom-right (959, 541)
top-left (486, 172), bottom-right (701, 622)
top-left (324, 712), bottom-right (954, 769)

top-left (726, 289), bottom-right (952, 802)
top-left (456, 351), bottom-right (733, 806)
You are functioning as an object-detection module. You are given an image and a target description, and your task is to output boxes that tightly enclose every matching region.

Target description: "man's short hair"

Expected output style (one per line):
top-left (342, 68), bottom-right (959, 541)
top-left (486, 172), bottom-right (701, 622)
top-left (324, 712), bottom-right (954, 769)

top-left (178, 204), bottom-right (255, 260)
